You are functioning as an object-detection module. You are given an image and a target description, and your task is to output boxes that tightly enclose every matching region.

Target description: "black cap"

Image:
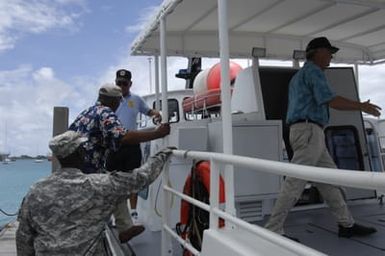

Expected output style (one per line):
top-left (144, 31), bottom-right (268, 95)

top-left (306, 37), bottom-right (339, 54)
top-left (115, 69), bottom-right (132, 82)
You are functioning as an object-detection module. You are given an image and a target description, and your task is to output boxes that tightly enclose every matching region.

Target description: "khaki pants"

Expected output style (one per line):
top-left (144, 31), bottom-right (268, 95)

top-left (113, 199), bottom-right (133, 233)
top-left (265, 122), bottom-right (354, 234)
top-left (107, 144), bottom-right (141, 233)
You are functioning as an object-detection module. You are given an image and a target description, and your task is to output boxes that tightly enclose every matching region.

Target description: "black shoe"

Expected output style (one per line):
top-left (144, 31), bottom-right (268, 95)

top-left (108, 220), bottom-right (116, 228)
top-left (338, 223), bottom-right (377, 238)
top-left (119, 225), bottom-right (145, 243)
top-left (282, 234), bottom-right (300, 243)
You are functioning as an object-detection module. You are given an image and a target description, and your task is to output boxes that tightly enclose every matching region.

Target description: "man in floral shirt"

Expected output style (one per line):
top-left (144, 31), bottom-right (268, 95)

top-left (69, 83), bottom-right (170, 242)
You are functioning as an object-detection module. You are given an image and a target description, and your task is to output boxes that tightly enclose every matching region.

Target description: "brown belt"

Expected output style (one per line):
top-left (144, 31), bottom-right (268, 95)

top-left (289, 119), bottom-right (323, 129)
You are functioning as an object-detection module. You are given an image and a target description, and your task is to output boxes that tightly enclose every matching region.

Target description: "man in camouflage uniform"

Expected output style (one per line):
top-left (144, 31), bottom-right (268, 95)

top-left (68, 83), bottom-right (170, 242)
top-left (16, 130), bottom-right (174, 255)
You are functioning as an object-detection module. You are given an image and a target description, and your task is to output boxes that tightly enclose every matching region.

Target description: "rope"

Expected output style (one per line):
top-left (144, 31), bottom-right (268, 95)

top-left (0, 208), bottom-right (18, 216)
top-left (154, 179), bottom-right (175, 217)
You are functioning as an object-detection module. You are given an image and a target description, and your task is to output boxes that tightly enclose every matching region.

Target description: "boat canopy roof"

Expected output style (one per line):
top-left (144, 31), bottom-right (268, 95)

top-left (131, 0), bottom-right (385, 65)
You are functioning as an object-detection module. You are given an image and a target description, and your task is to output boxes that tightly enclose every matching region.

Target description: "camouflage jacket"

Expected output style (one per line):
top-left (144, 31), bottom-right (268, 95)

top-left (16, 149), bottom-right (172, 256)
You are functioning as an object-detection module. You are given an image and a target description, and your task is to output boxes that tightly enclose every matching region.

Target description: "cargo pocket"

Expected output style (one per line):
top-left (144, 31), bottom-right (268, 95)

top-left (290, 124), bottom-right (313, 150)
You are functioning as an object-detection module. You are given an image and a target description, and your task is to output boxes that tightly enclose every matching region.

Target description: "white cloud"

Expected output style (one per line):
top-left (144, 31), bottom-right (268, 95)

top-left (125, 5), bottom-right (160, 34)
top-left (359, 64), bottom-right (385, 114)
top-left (0, 0), bottom-right (86, 52)
top-left (0, 33), bottom-right (17, 51)
top-left (55, 0), bottom-right (87, 5)
top-left (0, 65), bottom-right (92, 156)
top-left (33, 67), bottom-right (55, 81)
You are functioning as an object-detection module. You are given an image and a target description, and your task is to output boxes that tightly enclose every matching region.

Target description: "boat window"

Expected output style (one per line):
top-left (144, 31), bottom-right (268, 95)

top-left (325, 125), bottom-right (364, 171)
top-left (365, 128), bottom-right (383, 172)
top-left (137, 113), bottom-right (147, 128)
top-left (152, 98), bottom-right (179, 124)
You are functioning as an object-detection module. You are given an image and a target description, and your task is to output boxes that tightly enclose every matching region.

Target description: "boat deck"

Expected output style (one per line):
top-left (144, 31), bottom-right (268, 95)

top-left (128, 200), bottom-right (385, 255)
top-left (1, 201), bottom-right (384, 255)
top-left (257, 201), bottom-right (385, 256)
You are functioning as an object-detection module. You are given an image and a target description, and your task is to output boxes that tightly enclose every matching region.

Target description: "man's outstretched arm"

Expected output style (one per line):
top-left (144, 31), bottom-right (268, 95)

top-left (329, 96), bottom-right (381, 117)
top-left (109, 147), bottom-right (175, 195)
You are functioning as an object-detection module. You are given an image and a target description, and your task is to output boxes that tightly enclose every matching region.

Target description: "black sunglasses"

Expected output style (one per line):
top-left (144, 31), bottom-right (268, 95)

top-left (116, 81), bottom-right (131, 87)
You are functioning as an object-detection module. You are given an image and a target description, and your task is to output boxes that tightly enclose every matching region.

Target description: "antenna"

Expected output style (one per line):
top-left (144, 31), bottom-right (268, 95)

top-left (175, 57), bottom-right (202, 89)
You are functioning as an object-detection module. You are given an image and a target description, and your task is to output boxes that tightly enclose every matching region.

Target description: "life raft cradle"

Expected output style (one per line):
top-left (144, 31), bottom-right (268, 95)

top-left (182, 88), bottom-right (234, 115)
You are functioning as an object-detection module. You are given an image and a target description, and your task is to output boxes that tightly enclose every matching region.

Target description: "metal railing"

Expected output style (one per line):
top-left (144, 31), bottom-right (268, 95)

top-left (160, 149), bottom-right (385, 256)
top-left (104, 225), bottom-right (135, 256)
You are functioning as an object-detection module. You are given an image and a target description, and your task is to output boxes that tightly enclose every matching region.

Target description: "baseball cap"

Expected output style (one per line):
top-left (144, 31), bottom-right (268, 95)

top-left (99, 83), bottom-right (122, 97)
top-left (116, 69), bottom-right (132, 82)
top-left (306, 37), bottom-right (339, 54)
top-left (49, 131), bottom-right (88, 159)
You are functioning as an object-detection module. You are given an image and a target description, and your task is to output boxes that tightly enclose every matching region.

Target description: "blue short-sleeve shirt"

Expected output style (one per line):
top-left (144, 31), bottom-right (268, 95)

top-left (115, 93), bottom-right (151, 131)
top-left (286, 61), bottom-right (336, 126)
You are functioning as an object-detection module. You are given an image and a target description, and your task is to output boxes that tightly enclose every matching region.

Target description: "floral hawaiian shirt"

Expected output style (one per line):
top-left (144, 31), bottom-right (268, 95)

top-left (69, 101), bottom-right (126, 173)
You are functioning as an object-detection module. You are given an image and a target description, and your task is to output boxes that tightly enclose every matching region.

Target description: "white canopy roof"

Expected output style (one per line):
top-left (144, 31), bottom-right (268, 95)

top-left (131, 0), bottom-right (385, 64)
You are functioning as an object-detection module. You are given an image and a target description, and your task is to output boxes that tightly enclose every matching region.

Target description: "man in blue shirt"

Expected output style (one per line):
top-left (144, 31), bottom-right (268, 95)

top-left (265, 37), bottom-right (381, 240)
top-left (105, 69), bottom-right (163, 232)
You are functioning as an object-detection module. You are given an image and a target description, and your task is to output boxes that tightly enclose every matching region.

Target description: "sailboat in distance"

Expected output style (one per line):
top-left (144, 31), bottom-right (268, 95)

top-left (2, 156), bottom-right (11, 164)
top-left (1, 122), bottom-right (11, 164)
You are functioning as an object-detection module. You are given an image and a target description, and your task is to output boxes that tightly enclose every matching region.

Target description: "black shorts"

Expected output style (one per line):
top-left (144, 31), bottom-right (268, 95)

top-left (106, 144), bottom-right (142, 172)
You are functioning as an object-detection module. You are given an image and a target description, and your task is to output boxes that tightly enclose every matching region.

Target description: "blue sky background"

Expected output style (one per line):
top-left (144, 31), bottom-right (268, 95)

top-left (0, 0), bottom-right (172, 156)
top-left (0, 0), bottom-right (384, 157)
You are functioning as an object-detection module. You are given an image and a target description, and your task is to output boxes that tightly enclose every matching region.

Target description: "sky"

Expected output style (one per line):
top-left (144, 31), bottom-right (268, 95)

top-left (0, 0), bottom-right (384, 157)
top-left (0, 0), bottom-right (169, 156)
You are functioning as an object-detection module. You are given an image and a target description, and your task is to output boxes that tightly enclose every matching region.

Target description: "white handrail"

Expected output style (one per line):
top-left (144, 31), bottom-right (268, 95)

top-left (163, 225), bottom-right (200, 256)
top-left (163, 184), bottom-right (325, 256)
top-left (172, 150), bottom-right (385, 191)
top-left (162, 149), bottom-right (385, 255)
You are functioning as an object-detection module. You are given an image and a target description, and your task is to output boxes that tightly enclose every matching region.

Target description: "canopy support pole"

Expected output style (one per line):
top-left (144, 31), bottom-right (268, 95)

top-left (218, 0), bottom-right (236, 220)
top-left (160, 15), bottom-right (172, 256)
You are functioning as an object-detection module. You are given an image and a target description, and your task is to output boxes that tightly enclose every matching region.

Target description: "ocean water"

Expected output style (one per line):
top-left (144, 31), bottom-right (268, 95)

top-left (0, 159), bottom-right (51, 227)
